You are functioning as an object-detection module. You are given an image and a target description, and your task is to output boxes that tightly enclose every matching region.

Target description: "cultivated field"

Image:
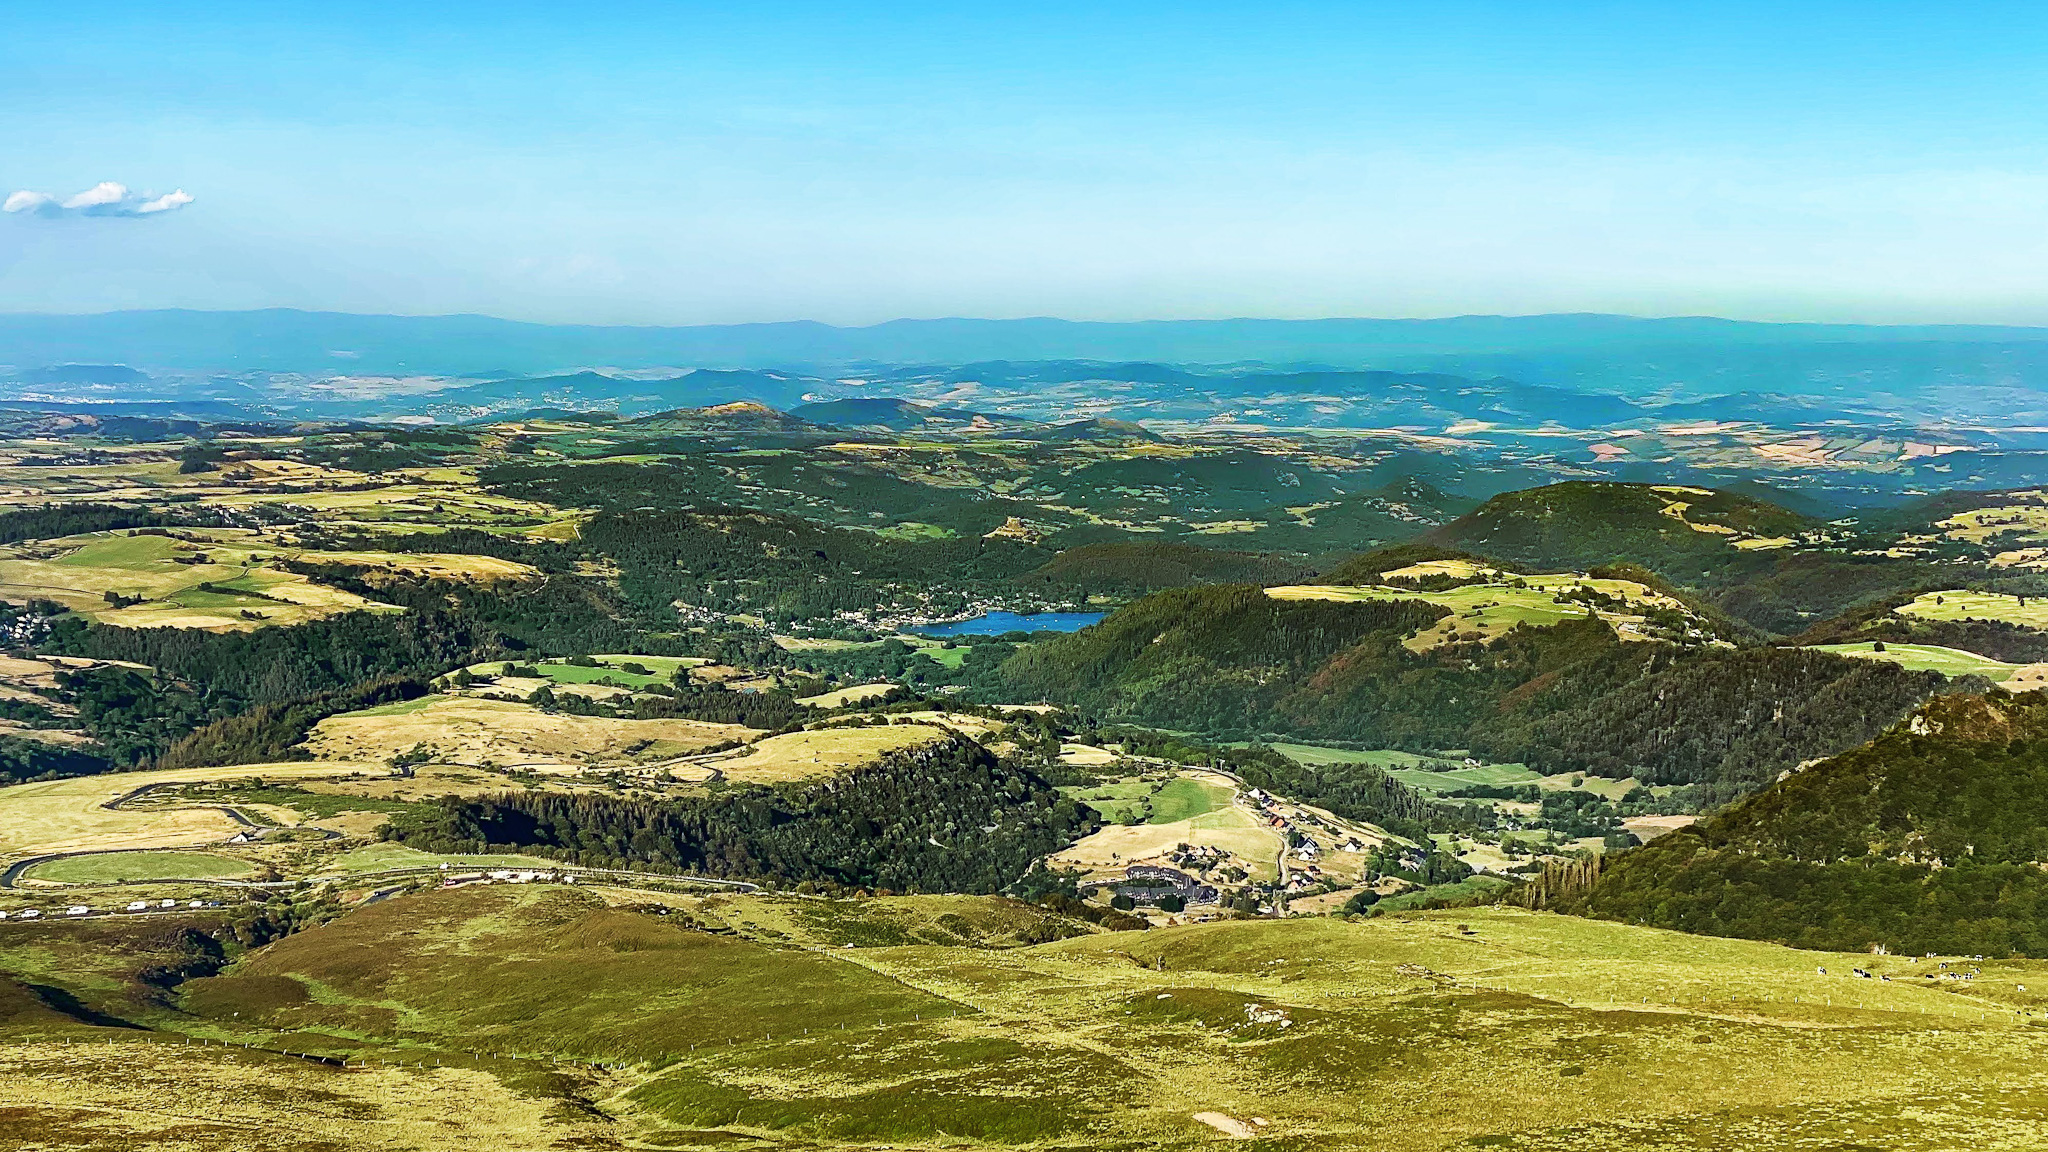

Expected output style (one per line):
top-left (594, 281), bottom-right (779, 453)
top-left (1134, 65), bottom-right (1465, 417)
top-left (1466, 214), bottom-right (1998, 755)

top-left (1051, 771), bottom-right (1286, 883)
top-left (1934, 498), bottom-right (2048, 545)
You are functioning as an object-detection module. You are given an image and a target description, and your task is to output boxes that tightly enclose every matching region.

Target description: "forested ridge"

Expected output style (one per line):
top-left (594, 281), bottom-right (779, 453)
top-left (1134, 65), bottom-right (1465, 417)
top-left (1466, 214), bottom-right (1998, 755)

top-left (1558, 691), bottom-right (2048, 956)
top-left (1004, 586), bottom-right (1956, 797)
top-left (388, 735), bottom-right (1095, 893)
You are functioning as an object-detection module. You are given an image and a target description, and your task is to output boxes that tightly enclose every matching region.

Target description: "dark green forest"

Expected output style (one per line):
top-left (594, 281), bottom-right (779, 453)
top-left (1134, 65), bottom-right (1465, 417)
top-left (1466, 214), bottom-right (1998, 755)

top-left (1560, 691), bottom-right (2048, 956)
top-left (1002, 585), bottom-right (1958, 799)
top-left (388, 735), bottom-right (1095, 893)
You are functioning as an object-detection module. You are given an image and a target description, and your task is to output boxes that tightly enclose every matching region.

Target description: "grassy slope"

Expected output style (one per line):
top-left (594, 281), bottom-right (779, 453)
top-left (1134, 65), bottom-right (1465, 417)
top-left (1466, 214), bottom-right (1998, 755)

top-left (1146, 776), bottom-right (1230, 822)
top-left (58, 888), bottom-right (2046, 1150)
top-left (1807, 641), bottom-right (2022, 680)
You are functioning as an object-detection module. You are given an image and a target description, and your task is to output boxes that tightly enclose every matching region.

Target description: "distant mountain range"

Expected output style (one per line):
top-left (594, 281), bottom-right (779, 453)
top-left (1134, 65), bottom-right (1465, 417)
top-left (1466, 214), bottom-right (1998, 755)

top-left (7, 308), bottom-right (2048, 383)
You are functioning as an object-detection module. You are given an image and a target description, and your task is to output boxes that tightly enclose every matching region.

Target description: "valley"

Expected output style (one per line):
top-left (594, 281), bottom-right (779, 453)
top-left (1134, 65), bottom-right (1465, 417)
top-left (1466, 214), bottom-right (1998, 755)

top-left (4, 377), bottom-right (2048, 1147)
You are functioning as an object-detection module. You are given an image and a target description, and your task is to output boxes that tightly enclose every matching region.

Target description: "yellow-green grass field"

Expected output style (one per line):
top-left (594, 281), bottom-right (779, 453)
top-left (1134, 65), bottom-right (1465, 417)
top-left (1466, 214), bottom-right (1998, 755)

top-left (1062, 776), bottom-right (1158, 823)
top-left (205, 478), bottom-right (576, 535)
top-left (796, 681), bottom-right (896, 708)
top-left (460, 654), bottom-right (708, 688)
top-left (0, 526), bottom-right (535, 630)
top-left (1250, 744), bottom-right (1542, 793)
top-left (21, 850), bottom-right (255, 885)
top-left (0, 761), bottom-right (377, 859)
top-left (1059, 772), bottom-right (1230, 826)
top-left (0, 530), bottom-right (396, 629)
top-left (515, 660), bottom-right (669, 688)
top-left (1052, 789), bottom-right (1283, 881)
top-left (1894, 588), bottom-right (2048, 629)
top-left (303, 695), bottom-right (755, 769)
top-left (0, 1041), bottom-right (608, 1152)
top-left (1269, 570), bottom-right (1688, 649)
top-left (772, 632), bottom-right (970, 667)
top-left (23, 885), bottom-right (2048, 1150)
top-left (1936, 499), bottom-right (2048, 544)
top-left (722, 723), bottom-right (957, 783)
top-left (1807, 641), bottom-right (2025, 680)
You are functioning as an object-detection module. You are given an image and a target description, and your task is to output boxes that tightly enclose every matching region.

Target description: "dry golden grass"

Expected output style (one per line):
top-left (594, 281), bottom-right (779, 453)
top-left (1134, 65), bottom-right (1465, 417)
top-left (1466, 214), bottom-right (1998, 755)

top-left (722, 724), bottom-right (953, 783)
top-left (795, 682), bottom-right (895, 707)
top-left (0, 1040), bottom-right (612, 1151)
top-left (1058, 742), bottom-right (1119, 766)
top-left (300, 762), bottom-right (512, 802)
top-left (304, 695), bottom-right (754, 769)
top-left (299, 550), bottom-right (542, 582)
top-left (0, 762), bottom-right (376, 859)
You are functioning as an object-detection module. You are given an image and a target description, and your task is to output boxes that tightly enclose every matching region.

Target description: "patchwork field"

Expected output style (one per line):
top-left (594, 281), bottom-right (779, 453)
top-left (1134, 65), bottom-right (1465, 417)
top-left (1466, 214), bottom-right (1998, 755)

top-left (1051, 773), bottom-right (1285, 883)
top-left (205, 474), bottom-right (578, 535)
top-left (0, 530), bottom-right (397, 629)
top-left (463, 654), bottom-right (709, 690)
top-left (12, 888), bottom-right (2048, 1150)
top-left (1269, 569), bottom-right (1693, 648)
top-left (1241, 743), bottom-right (1543, 794)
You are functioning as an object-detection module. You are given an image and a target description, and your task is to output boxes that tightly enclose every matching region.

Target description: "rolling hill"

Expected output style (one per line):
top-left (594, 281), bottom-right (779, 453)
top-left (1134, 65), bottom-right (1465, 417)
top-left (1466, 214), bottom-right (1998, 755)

top-left (613, 401), bottom-right (827, 434)
top-left (1000, 583), bottom-right (1955, 794)
top-left (1035, 417), bottom-right (1162, 443)
top-left (1428, 482), bottom-right (1815, 573)
top-left (1557, 690), bottom-right (2048, 956)
top-left (788, 397), bottom-right (1038, 433)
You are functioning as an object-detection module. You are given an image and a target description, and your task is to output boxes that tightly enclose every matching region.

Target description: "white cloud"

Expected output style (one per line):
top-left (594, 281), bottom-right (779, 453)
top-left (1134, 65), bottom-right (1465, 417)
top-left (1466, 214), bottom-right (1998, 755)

top-left (2, 191), bottom-right (55, 214)
top-left (3, 182), bottom-right (194, 218)
top-left (62, 181), bottom-right (128, 209)
top-left (135, 190), bottom-right (196, 214)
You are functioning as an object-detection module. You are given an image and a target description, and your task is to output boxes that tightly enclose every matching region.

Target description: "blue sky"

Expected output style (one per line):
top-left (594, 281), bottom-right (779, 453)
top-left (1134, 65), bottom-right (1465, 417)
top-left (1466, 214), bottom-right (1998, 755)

top-left (5, 1), bottom-right (2048, 325)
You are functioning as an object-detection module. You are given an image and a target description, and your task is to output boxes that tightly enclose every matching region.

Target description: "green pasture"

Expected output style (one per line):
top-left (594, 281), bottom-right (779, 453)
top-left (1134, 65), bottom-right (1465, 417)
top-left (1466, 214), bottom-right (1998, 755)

top-left (1146, 777), bottom-right (1231, 822)
top-left (24, 850), bottom-right (255, 885)
top-left (1895, 589), bottom-right (2048, 630)
top-left (1807, 641), bottom-right (2021, 680)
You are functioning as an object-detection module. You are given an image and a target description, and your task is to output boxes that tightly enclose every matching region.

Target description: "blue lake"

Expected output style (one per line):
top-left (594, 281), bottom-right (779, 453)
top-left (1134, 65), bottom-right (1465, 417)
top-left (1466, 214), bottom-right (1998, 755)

top-left (904, 611), bottom-right (1107, 637)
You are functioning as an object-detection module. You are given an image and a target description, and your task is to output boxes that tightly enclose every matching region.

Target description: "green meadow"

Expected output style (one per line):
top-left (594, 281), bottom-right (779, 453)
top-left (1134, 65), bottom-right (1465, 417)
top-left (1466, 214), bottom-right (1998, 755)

top-left (1807, 641), bottom-right (2023, 680)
